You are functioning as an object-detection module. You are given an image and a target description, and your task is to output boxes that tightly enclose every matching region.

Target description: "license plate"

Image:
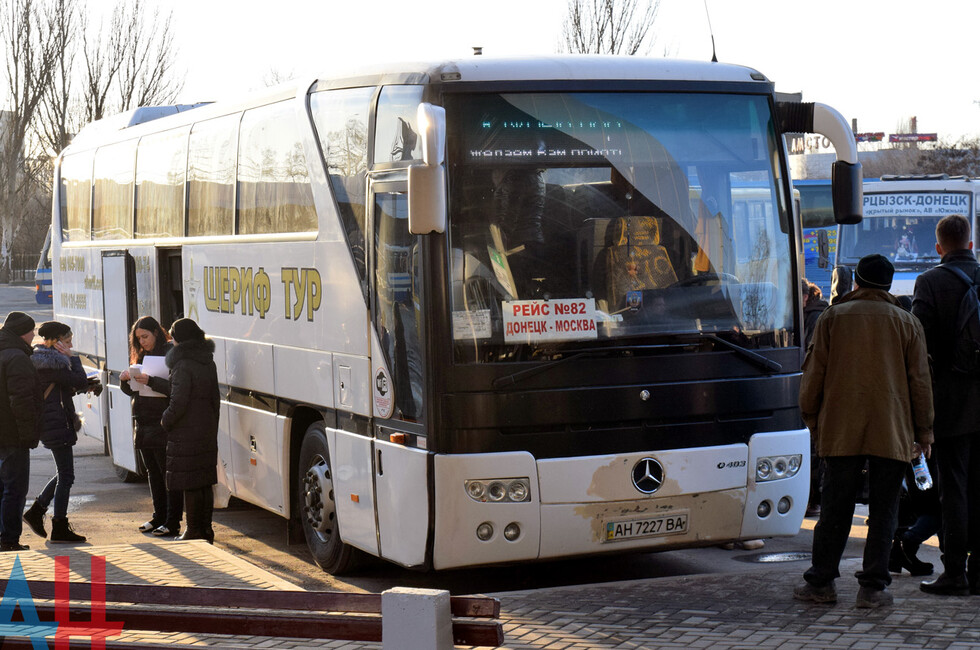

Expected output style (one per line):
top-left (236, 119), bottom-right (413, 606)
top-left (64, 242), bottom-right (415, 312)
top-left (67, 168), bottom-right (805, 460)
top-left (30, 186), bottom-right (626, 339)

top-left (604, 512), bottom-right (689, 542)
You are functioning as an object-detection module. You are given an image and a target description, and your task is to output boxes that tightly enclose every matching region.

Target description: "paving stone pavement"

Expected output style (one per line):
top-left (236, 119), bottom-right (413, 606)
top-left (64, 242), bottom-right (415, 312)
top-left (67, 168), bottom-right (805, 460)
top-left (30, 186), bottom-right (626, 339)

top-left (490, 558), bottom-right (980, 649)
top-left (1, 542), bottom-right (978, 649)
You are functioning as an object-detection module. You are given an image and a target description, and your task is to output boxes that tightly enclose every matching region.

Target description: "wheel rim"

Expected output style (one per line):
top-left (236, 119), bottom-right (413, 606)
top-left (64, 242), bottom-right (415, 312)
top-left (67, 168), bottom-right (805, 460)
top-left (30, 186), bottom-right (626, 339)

top-left (302, 453), bottom-right (336, 542)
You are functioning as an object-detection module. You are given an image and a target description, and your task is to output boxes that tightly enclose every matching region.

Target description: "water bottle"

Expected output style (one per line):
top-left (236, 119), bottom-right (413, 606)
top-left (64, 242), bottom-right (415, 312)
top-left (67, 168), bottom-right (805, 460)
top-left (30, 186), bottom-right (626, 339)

top-left (912, 452), bottom-right (933, 490)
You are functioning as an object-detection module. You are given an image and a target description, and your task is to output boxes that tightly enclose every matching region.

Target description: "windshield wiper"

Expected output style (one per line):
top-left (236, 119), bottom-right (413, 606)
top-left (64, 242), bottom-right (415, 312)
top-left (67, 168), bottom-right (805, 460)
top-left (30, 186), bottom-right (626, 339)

top-left (490, 335), bottom-right (782, 390)
top-left (693, 333), bottom-right (782, 373)
top-left (491, 344), bottom-right (686, 389)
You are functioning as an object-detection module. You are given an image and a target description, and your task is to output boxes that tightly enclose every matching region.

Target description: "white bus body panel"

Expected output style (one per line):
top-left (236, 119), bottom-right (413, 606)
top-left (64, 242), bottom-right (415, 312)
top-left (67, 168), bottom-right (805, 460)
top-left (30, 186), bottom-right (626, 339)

top-left (432, 431), bottom-right (807, 569)
top-left (376, 440), bottom-right (429, 567)
top-left (740, 429), bottom-right (810, 538)
top-left (536, 444), bottom-right (747, 503)
top-left (216, 402), bottom-right (235, 499)
top-left (328, 428), bottom-right (379, 555)
top-left (106, 386), bottom-right (136, 472)
top-left (182, 241), bottom-right (368, 357)
top-left (101, 254), bottom-right (131, 372)
top-left (433, 452), bottom-right (541, 570)
top-left (226, 402), bottom-right (286, 515)
top-left (224, 338), bottom-right (275, 395)
top-left (275, 345), bottom-right (334, 407)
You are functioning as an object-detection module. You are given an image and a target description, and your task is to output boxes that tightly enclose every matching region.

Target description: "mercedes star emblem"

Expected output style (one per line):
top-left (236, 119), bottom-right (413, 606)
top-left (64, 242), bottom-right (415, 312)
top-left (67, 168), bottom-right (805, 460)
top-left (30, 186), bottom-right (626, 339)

top-left (631, 457), bottom-right (664, 494)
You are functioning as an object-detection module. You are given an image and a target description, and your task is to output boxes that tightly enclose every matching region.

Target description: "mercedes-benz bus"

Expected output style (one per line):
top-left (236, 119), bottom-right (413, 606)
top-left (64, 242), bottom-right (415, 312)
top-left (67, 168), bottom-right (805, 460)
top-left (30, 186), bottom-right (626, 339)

top-left (50, 56), bottom-right (861, 573)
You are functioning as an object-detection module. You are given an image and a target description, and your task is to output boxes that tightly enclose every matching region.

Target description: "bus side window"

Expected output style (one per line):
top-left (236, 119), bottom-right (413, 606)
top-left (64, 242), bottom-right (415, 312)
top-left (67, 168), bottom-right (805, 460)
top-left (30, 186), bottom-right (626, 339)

top-left (374, 192), bottom-right (423, 422)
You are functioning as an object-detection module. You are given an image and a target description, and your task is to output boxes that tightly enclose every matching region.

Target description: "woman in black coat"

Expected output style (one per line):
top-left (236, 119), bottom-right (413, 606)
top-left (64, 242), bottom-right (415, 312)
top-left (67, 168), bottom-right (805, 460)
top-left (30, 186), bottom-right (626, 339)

top-left (120, 316), bottom-right (180, 537)
top-left (22, 321), bottom-right (89, 543)
top-left (161, 318), bottom-right (220, 543)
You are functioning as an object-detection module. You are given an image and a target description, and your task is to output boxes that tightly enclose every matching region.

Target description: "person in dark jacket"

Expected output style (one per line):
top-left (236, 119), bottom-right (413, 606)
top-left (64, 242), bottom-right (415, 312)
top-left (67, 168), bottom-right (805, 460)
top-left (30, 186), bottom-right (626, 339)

top-left (912, 214), bottom-right (980, 596)
top-left (802, 279), bottom-right (829, 518)
top-left (802, 280), bottom-right (829, 352)
top-left (21, 321), bottom-right (88, 543)
top-left (120, 316), bottom-right (179, 537)
top-left (161, 318), bottom-right (219, 543)
top-left (0, 312), bottom-right (40, 551)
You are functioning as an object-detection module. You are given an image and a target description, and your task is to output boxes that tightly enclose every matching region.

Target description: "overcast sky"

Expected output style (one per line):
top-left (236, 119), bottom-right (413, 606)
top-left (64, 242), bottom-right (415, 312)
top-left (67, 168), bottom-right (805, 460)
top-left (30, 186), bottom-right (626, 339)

top-left (90, 0), bottom-right (980, 141)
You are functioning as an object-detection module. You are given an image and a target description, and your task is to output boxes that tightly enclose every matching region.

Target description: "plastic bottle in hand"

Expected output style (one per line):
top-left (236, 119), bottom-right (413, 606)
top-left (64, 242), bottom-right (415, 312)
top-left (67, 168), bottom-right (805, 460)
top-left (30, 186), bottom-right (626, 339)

top-left (912, 452), bottom-right (933, 490)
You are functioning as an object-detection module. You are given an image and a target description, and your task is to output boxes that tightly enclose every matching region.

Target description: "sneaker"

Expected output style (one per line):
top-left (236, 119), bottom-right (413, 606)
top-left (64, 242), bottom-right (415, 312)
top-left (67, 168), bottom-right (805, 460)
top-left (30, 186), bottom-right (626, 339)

top-left (138, 520), bottom-right (160, 533)
top-left (793, 581), bottom-right (837, 603)
top-left (856, 587), bottom-right (893, 608)
top-left (0, 542), bottom-right (29, 552)
top-left (152, 525), bottom-right (176, 537)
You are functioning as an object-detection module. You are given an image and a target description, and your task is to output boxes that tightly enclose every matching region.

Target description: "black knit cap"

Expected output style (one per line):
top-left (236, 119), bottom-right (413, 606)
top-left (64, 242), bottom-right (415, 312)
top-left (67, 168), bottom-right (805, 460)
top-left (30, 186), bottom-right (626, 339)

top-left (855, 254), bottom-right (894, 290)
top-left (37, 321), bottom-right (71, 340)
top-left (1, 311), bottom-right (35, 336)
top-left (169, 318), bottom-right (205, 343)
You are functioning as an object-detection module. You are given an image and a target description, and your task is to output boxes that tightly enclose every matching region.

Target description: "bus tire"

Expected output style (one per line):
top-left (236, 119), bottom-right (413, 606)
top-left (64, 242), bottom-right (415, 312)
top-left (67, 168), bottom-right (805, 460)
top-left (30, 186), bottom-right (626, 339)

top-left (298, 421), bottom-right (357, 575)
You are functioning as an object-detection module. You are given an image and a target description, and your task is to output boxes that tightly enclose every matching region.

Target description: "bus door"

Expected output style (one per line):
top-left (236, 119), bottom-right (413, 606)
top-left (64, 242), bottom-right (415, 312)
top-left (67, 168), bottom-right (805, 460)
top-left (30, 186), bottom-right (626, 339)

top-left (370, 181), bottom-right (430, 567)
top-left (102, 250), bottom-right (139, 476)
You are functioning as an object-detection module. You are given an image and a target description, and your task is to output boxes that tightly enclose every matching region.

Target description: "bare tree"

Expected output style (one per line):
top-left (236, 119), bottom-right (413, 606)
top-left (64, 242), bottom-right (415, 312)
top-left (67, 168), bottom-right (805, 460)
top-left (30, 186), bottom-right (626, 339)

top-left (116, 0), bottom-right (182, 112)
top-left (36, 0), bottom-right (79, 156)
top-left (0, 0), bottom-right (59, 282)
top-left (560, 0), bottom-right (662, 55)
top-left (80, 2), bottom-right (125, 122)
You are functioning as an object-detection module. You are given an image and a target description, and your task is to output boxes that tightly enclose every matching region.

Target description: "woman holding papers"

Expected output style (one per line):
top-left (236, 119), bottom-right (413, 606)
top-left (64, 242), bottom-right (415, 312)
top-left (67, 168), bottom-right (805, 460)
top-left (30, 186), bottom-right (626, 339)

top-left (120, 316), bottom-right (180, 537)
top-left (161, 318), bottom-right (220, 543)
top-left (22, 321), bottom-right (89, 543)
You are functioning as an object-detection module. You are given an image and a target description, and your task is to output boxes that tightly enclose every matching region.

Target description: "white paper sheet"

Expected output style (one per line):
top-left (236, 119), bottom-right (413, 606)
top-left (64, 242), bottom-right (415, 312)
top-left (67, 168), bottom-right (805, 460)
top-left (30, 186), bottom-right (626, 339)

top-left (135, 355), bottom-right (168, 398)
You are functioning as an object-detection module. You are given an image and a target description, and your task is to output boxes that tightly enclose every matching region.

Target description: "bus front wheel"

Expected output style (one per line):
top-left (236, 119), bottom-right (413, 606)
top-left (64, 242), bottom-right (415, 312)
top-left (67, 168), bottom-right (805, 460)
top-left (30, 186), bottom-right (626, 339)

top-left (297, 422), bottom-right (357, 575)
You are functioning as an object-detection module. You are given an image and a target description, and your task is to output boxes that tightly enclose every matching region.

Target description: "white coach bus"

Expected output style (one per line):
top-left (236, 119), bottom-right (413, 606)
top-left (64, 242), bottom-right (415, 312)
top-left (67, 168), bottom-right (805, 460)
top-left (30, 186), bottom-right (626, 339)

top-left (833, 174), bottom-right (980, 299)
top-left (51, 56), bottom-right (862, 574)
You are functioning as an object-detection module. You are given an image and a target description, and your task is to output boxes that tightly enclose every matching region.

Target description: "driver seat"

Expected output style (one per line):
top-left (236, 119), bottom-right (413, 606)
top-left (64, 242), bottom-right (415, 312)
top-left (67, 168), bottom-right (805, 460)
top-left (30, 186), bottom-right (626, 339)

top-left (599, 216), bottom-right (677, 308)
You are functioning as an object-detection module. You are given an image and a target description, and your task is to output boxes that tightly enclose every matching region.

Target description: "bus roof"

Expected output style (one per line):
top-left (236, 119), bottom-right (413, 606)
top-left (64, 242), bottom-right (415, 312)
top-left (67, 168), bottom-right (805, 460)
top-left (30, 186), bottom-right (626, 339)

top-left (63, 56), bottom-right (771, 155)
top-left (326, 55), bottom-right (769, 85)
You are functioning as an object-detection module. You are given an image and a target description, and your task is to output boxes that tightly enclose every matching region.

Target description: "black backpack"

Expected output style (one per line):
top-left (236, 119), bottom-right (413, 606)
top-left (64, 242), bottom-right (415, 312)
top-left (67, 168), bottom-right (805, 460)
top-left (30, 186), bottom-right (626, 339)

top-left (939, 264), bottom-right (980, 376)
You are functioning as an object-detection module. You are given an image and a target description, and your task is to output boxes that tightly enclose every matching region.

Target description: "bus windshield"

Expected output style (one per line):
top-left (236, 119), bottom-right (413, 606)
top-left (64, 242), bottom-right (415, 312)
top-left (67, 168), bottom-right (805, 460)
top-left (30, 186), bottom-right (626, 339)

top-left (837, 190), bottom-right (971, 265)
top-left (446, 91), bottom-right (793, 362)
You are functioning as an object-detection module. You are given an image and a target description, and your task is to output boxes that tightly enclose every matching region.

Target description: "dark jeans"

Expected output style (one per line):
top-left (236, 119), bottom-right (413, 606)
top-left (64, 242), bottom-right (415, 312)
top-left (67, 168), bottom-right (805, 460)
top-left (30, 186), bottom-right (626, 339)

top-left (933, 434), bottom-right (980, 577)
top-left (805, 455), bottom-right (906, 591)
top-left (0, 447), bottom-right (31, 545)
top-left (140, 447), bottom-right (183, 530)
top-left (34, 445), bottom-right (74, 518)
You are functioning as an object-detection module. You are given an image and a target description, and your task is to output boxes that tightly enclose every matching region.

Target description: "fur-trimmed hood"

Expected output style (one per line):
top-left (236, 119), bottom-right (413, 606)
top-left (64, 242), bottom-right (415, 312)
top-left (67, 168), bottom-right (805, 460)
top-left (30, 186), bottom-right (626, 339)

top-left (32, 344), bottom-right (71, 370)
top-left (165, 338), bottom-right (216, 369)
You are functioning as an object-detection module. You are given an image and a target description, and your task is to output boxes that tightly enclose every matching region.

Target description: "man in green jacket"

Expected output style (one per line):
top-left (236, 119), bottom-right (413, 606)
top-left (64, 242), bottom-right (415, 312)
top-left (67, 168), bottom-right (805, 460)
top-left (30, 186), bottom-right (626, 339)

top-left (794, 254), bottom-right (934, 608)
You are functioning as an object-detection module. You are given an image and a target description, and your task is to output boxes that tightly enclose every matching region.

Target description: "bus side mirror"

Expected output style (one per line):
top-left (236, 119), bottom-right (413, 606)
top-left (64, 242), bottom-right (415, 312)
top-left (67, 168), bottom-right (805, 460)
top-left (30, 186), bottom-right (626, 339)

top-left (408, 103), bottom-right (447, 235)
top-left (832, 160), bottom-right (863, 225)
top-left (817, 230), bottom-right (830, 268)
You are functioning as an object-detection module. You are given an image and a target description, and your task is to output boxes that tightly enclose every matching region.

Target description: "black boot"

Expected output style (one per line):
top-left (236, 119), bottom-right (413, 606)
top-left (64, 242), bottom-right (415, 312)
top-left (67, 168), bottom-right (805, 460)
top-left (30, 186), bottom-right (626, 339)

top-left (50, 517), bottom-right (86, 544)
top-left (23, 501), bottom-right (47, 538)
top-left (900, 535), bottom-right (934, 576)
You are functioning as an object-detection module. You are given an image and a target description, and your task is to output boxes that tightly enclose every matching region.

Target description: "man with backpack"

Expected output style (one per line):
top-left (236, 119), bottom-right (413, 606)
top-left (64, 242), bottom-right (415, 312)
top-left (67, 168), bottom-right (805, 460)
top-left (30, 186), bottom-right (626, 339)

top-left (912, 213), bottom-right (980, 596)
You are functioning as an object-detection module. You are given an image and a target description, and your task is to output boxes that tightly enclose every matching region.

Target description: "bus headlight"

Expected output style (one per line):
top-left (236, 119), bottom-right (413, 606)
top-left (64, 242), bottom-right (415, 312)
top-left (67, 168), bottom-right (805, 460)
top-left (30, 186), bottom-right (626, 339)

top-left (464, 478), bottom-right (532, 503)
top-left (756, 455), bottom-right (802, 482)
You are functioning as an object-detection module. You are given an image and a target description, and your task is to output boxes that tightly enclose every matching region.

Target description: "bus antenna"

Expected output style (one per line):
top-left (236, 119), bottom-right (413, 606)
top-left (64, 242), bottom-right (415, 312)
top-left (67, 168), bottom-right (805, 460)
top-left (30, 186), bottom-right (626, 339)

top-left (703, 0), bottom-right (718, 62)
